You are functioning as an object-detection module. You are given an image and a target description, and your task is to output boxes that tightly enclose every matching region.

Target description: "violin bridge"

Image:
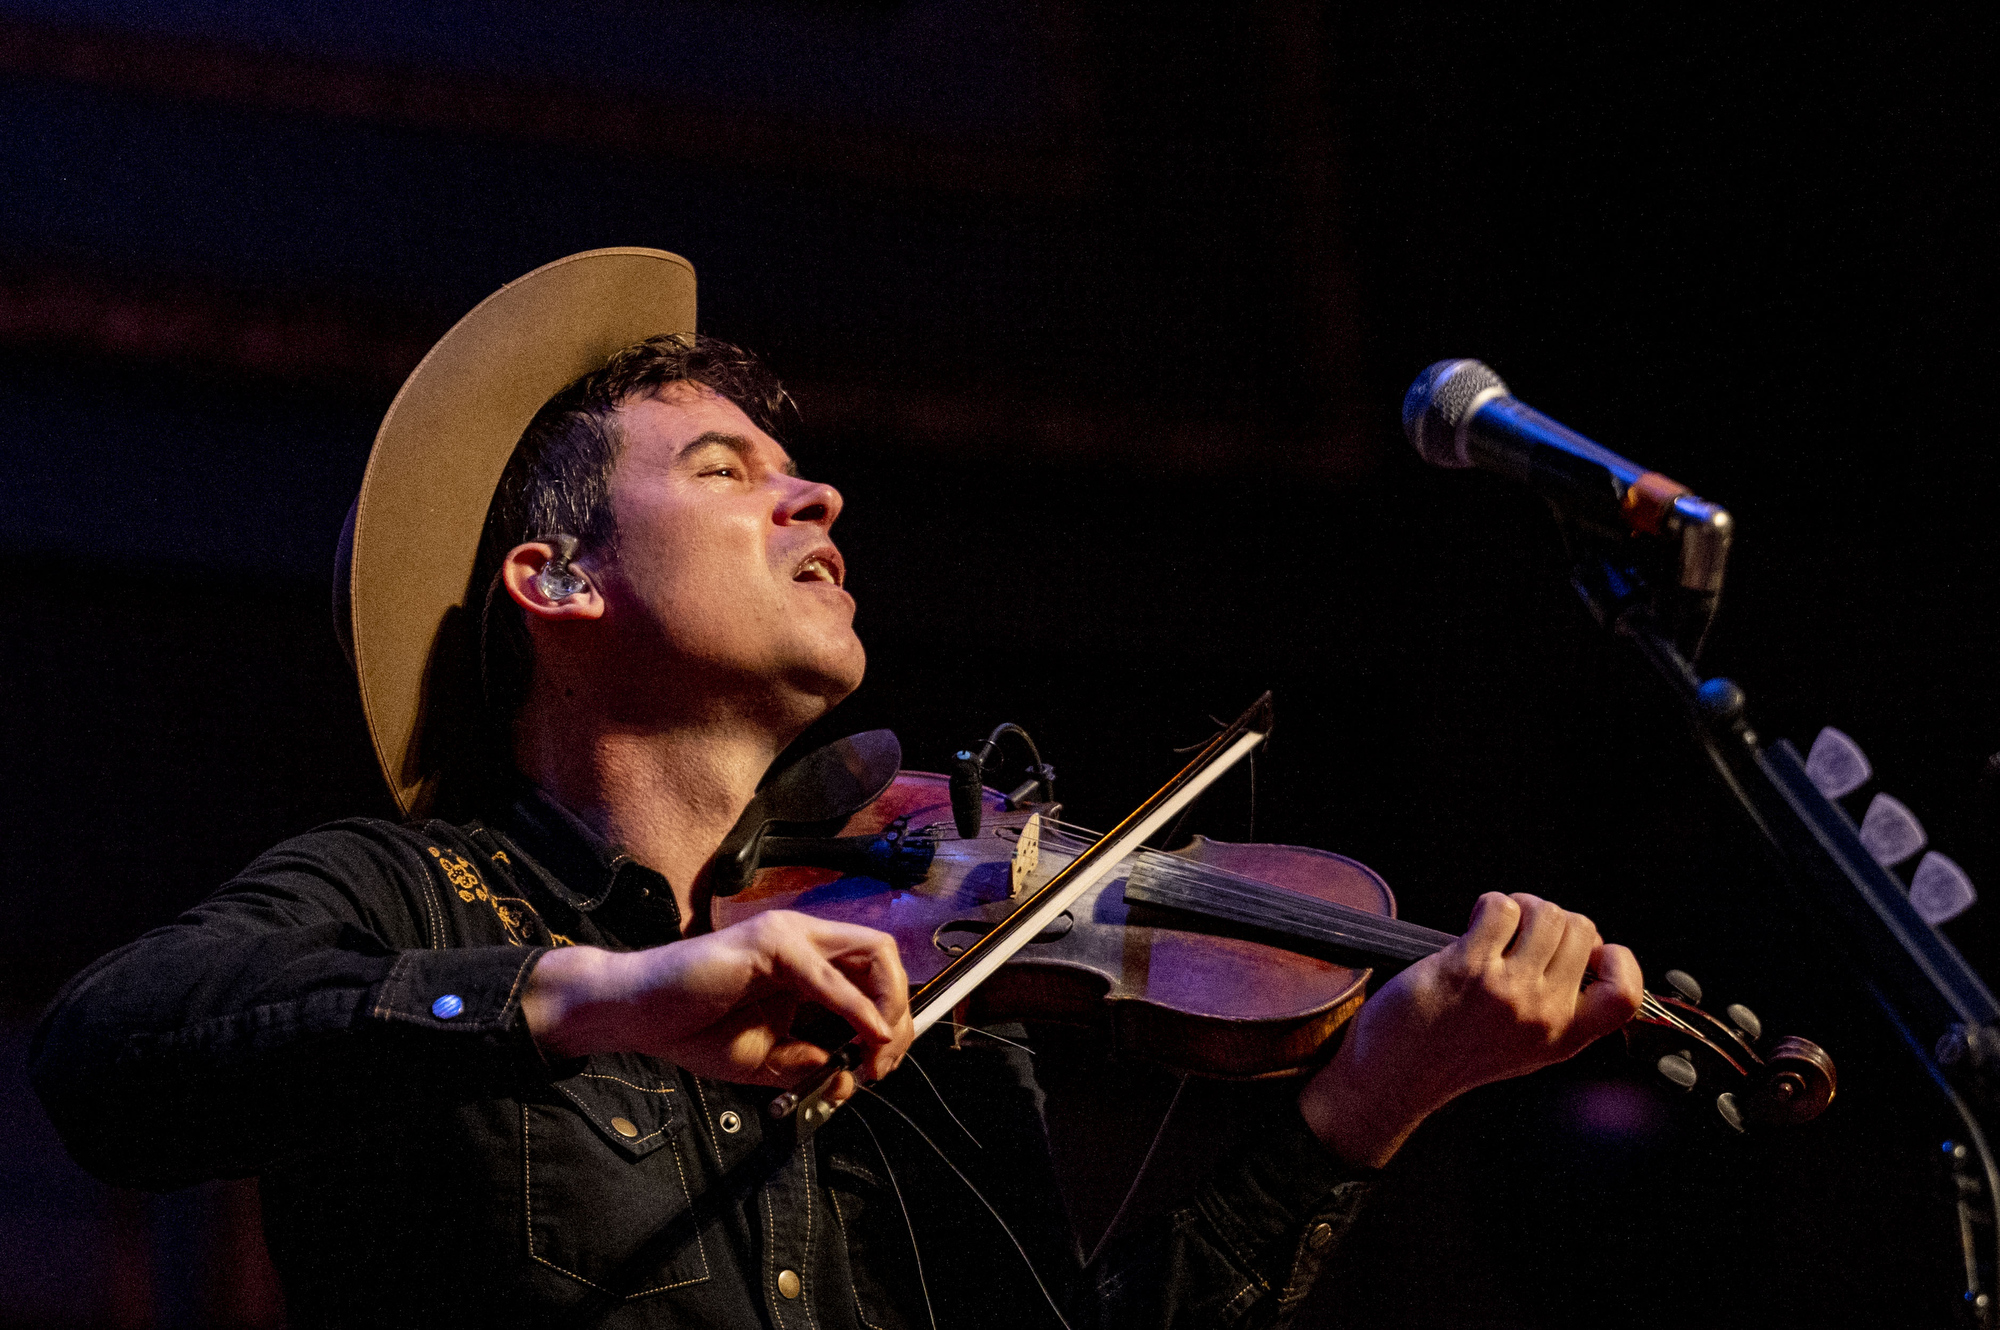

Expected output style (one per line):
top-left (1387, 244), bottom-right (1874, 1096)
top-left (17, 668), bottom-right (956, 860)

top-left (1011, 813), bottom-right (1042, 900)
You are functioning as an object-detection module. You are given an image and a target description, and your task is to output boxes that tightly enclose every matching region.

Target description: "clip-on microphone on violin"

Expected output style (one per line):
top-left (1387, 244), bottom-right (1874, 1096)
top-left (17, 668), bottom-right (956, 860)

top-left (950, 722), bottom-right (1056, 839)
top-left (772, 692), bottom-right (1275, 1142)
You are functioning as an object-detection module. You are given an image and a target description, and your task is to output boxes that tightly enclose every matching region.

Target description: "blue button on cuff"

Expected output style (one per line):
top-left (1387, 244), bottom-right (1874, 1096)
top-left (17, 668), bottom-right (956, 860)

top-left (431, 994), bottom-right (465, 1019)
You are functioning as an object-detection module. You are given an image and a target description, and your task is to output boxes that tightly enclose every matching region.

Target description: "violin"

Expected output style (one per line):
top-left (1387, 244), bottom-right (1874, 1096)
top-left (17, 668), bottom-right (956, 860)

top-left (710, 711), bottom-right (1836, 1136)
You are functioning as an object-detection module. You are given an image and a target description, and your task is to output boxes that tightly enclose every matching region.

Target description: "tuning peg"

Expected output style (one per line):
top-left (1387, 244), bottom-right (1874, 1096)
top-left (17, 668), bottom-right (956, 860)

top-left (1910, 852), bottom-right (1977, 925)
top-left (1716, 1092), bottom-right (1746, 1133)
top-left (1663, 969), bottom-right (1703, 1004)
top-left (1725, 1003), bottom-right (1763, 1041)
top-left (1859, 792), bottom-right (1928, 866)
top-left (1806, 727), bottom-right (1872, 799)
top-left (1657, 1053), bottom-right (1698, 1089)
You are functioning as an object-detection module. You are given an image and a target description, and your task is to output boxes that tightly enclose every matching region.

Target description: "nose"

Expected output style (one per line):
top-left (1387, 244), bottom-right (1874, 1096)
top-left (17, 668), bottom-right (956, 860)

top-left (776, 475), bottom-right (842, 529)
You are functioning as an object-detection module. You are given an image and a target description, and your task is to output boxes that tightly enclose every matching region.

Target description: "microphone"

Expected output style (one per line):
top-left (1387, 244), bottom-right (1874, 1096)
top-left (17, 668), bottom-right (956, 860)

top-left (949, 746), bottom-right (990, 840)
top-left (948, 724), bottom-right (1057, 840)
top-left (1402, 359), bottom-right (1732, 595)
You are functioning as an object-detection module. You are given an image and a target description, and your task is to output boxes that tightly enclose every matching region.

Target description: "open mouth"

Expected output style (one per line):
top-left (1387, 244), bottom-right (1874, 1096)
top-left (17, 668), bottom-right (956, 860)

top-left (794, 554), bottom-right (843, 587)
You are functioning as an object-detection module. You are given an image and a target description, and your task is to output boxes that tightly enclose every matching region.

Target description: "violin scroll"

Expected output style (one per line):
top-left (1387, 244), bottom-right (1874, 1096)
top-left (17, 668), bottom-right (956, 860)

top-left (1741, 1035), bottom-right (1839, 1127)
top-left (1625, 968), bottom-right (1837, 1132)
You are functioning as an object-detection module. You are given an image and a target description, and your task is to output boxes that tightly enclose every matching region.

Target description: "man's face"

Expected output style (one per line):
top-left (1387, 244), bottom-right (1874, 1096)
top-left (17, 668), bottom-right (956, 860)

top-left (592, 382), bottom-right (864, 721)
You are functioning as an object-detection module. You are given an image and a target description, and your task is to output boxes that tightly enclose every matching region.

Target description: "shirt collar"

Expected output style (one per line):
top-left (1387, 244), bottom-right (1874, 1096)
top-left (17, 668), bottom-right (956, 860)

top-left (490, 784), bottom-right (667, 914)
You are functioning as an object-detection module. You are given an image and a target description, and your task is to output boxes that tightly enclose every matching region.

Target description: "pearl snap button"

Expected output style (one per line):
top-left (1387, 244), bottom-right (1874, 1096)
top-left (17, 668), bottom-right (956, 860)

top-left (610, 1117), bottom-right (639, 1139)
top-left (777, 1269), bottom-right (801, 1299)
top-left (431, 995), bottom-right (463, 1019)
top-left (719, 1111), bottom-right (742, 1134)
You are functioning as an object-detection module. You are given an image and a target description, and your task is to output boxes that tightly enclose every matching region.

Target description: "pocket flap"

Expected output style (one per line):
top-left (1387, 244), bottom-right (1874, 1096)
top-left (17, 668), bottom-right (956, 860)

top-left (553, 1054), bottom-right (684, 1159)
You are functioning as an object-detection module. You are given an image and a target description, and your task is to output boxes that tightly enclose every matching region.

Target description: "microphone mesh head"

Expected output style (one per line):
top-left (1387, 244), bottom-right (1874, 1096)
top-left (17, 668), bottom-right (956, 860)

top-left (1402, 359), bottom-right (1509, 468)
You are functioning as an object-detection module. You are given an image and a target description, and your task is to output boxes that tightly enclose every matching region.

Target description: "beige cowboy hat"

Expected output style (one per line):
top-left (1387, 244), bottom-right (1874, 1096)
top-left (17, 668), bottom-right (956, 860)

top-left (335, 247), bottom-right (697, 816)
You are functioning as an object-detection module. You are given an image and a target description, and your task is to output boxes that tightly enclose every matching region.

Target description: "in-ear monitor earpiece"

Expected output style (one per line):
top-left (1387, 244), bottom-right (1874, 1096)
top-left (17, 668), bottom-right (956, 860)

top-left (535, 534), bottom-right (589, 601)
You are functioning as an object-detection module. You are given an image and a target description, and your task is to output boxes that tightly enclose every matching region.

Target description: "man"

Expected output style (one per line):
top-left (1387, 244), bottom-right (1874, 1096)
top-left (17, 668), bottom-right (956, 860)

top-left (30, 249), bottom-right (1642, 1328)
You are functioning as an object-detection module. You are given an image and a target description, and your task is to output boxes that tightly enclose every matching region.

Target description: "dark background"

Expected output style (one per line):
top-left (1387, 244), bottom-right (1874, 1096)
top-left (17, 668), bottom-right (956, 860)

top-left (3, 2), bottom-right (1997, 1326)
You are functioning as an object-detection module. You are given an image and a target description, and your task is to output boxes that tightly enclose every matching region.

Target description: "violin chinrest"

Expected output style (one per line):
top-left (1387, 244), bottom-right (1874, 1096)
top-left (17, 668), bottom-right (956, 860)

top-left (711, 730), bottom-right (904, 896)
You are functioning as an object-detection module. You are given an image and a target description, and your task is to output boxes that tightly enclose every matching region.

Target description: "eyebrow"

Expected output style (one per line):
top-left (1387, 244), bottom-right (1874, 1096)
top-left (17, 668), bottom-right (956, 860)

top-left (675, 430), bottom-right (798, 478)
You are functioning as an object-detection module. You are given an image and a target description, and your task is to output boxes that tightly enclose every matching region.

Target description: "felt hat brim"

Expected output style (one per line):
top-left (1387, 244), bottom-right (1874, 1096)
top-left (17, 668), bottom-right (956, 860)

top-left (339, 248), bottom-right (697, 816)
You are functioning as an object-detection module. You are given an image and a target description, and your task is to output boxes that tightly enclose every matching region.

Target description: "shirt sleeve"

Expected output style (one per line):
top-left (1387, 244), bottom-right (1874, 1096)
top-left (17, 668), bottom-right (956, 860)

top-left (1086, 1094), bottom-right (1377, 1329)
top-left (27, 820), bottom-right (560, 1191)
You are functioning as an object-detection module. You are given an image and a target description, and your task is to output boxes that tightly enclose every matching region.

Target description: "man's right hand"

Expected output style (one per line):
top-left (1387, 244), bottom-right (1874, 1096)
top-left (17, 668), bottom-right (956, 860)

top-left (520, 910), bottom-right (914, 1105)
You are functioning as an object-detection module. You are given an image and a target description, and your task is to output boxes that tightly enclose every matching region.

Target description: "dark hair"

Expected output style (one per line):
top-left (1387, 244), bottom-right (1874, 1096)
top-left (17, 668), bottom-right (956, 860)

top-left (471, 333), bottom-right (791, 748)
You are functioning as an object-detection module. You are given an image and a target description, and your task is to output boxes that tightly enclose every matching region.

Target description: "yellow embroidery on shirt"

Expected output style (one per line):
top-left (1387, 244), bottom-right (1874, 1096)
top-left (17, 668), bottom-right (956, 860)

top-left (428, 845), bottom-right (540, 945)
top-left (428, 846), bottom-right (485, 901)
top-left (549, 932), bottom-right (576, 947)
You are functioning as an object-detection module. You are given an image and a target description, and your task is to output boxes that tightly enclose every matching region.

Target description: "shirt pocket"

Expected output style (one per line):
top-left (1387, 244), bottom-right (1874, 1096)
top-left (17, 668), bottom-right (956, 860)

top-left (523, 1053), bottom-right (712, 1297)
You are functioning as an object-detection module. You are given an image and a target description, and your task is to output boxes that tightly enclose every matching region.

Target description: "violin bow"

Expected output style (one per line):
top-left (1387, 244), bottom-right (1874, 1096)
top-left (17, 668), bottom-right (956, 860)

top-left (769, 692), bottom-right (1275, 1138)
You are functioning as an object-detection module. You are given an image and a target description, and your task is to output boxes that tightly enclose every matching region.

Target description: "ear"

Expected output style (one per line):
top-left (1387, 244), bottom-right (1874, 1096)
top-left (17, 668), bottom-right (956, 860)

top-left (501, 541), bottom-right (607, 622)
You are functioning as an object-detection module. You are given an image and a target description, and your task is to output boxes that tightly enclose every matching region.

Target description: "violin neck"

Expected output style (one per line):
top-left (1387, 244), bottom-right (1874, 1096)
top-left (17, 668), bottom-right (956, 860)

top-left (1126, 854), bottom-right (1678, 1021)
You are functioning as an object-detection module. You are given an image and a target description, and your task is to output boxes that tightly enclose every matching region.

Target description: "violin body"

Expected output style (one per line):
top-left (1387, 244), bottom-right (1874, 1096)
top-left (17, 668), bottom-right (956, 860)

top-left (712, 770), bottom-right (1389, 1078)
top-left (720, 754), bottom-right (1835, 1128)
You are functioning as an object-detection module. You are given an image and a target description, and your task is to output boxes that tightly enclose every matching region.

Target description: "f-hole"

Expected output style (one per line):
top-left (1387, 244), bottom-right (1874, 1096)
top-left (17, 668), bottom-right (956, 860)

top-left (933, 913), bottom-right (1073, 957)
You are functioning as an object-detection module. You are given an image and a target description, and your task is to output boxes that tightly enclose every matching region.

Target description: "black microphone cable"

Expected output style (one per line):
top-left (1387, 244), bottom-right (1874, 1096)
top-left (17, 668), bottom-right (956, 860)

top-left (949, 723), bottom-right (1056, 840)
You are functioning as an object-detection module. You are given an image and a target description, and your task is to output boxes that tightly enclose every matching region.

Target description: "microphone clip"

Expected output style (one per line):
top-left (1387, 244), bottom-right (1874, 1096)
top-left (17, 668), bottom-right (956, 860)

top-left (949, 723), bottom-right (1056, 840)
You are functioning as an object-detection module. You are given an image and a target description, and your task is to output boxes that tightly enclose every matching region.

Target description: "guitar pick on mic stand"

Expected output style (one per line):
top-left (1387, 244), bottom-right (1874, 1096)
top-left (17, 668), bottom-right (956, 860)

top-left (1406, 360), bottom-right (2000, 1325)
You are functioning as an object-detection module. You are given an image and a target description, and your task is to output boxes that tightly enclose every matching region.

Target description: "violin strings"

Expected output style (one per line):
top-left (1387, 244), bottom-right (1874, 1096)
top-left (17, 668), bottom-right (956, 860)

top-left (940, 1021), bottom-right (1037, 1057)
top-left (1137, 860), bottom-right (1700, 1040)
top-left (856, 1084), bottom-right (1077, 1330)
top-left (1084, 1073), bottom-right (1187, 1269)
top-left (1000, 817), bottom-right (1695, 1038)
top-left (846, 1096), bottom-right (940, 1330)
top-left (1155, 721), bottom-right (1249, 852)
top-left (1008, 815), bottom-right (1460, 965)
top-left (1589, 969), bottom-right (1684, 1028)
top-left (1640, 993), bottom-right (1697, 1034)
top-left (902, 1051), bottom-right (982, 1149)
top-left (1123, 854), bottom-right (1456, 962)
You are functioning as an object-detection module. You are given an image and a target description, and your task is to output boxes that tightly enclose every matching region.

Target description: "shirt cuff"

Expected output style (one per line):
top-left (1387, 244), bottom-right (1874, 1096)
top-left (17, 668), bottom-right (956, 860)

top-left (367, 944), bottom-right (545, 1031)
top-left (366, 946), bottom-right (598, 1086)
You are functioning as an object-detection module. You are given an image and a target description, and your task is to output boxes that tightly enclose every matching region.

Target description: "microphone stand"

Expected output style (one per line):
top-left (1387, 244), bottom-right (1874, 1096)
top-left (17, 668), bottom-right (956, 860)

top-left (1567, 535), bottom-right (2000, 1325)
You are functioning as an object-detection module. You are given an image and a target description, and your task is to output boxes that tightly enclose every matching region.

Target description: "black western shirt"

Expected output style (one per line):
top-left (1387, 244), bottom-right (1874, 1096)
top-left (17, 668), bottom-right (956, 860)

top-left (30, 790), bottom-right (1374, 1328)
